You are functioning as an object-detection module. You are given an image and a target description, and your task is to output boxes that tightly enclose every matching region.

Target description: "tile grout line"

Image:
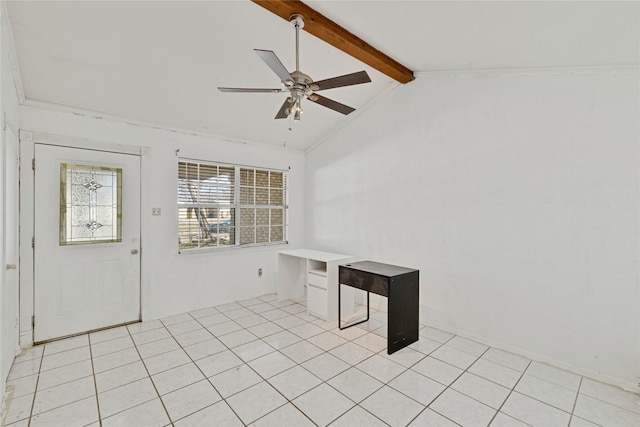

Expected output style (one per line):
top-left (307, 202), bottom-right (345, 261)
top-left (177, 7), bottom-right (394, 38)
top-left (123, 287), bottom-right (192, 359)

top-left (87, 335), bottom-right (103, 427)
top-left (25, 345), bottom-right (46, 427)
top-left (486, 359), bottom-right (533, 426)
top-left (125, 324), bottom-right (175, 427)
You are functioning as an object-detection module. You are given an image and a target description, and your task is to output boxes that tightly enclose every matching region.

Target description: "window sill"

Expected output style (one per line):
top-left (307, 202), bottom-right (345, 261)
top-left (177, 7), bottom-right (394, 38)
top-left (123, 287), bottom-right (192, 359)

top-left (177, 241), bottom-right (289, 256)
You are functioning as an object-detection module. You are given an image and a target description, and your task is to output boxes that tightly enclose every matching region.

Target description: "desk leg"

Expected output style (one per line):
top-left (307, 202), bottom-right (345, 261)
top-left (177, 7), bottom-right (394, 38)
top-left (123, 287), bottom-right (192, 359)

top-left (338, 284), bottom-right (370, 330)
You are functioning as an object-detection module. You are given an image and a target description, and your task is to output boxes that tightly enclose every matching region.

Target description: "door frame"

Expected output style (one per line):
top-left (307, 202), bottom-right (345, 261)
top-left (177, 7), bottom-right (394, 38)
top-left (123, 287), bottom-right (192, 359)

top-left (19, 131), bottom-right (151, 347)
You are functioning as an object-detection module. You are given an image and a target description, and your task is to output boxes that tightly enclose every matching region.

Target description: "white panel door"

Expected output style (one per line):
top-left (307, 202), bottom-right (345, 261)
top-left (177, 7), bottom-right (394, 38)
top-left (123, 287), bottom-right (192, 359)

top-left (34, 144), bottom-right (141, 342)
top-left (2, 126), bottom-right (19, 380)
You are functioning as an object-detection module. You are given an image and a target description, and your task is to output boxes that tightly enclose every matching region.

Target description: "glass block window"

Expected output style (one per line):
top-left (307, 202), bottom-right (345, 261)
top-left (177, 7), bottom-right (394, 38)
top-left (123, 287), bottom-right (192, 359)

top-left (178, 160), bottom-right (287, 252)
top-left (60, 163), bottom-right (122, 245)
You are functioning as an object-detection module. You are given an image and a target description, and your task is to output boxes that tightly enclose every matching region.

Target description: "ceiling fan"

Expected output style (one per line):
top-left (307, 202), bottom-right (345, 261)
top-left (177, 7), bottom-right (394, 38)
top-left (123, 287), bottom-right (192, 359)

top-left (218, 14), bottom-right (371, 122)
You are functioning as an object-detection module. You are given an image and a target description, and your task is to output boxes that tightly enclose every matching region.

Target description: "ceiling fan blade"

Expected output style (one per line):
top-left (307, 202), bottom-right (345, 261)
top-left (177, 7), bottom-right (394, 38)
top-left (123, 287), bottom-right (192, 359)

top-left (275, 98), bottom-right (293, 119)
top-left (308, 94), bottom-right (355, 115)
top-left (218, 87), bottom-right (283, 93)
top-left (311, 71), bottom-right (371, 91)
top-left (254, 49), bottom-right (293, 83)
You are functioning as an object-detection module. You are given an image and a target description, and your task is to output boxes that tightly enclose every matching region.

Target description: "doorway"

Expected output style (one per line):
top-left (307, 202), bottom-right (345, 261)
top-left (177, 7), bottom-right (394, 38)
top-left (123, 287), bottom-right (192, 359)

top-left (33, 144), bottom-right (141, 342)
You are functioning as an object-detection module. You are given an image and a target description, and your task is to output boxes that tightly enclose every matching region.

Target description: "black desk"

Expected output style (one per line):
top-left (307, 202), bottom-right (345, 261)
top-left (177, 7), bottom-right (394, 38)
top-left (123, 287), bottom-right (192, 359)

top-left (338, 261), bottom-right (419, 354)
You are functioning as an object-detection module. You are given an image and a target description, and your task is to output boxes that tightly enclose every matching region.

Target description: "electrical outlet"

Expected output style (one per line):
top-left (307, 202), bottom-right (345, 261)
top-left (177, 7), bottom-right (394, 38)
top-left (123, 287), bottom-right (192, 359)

top-left (152, 208), bottom-right (161, 216)
top-left (258, 268), bottom-right (263, 277)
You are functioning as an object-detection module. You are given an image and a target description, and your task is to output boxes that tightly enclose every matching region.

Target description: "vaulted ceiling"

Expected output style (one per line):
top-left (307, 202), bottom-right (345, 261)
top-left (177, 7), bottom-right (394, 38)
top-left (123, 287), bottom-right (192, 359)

top-left (5, 1), bottom-right (638, 150)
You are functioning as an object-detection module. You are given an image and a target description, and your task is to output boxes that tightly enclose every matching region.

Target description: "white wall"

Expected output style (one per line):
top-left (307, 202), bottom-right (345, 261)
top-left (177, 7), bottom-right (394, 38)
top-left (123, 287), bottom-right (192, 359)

top-left (1, 3), bottom-right (21, 410)
top-left (18, 105), bottom-right (305, 346)
top-left (305, 68), bottom-right (639, 391)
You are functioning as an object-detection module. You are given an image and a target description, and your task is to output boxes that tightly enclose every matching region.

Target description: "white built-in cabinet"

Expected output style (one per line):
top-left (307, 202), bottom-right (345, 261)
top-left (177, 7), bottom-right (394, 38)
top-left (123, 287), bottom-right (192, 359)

top-left (277, 249), bottom-right (354, 321)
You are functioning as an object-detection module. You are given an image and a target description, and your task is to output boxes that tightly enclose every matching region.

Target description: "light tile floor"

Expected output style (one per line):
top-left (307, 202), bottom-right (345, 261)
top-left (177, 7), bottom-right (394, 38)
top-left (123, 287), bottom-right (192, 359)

top-left (2, 294), bottom-right (639, 426)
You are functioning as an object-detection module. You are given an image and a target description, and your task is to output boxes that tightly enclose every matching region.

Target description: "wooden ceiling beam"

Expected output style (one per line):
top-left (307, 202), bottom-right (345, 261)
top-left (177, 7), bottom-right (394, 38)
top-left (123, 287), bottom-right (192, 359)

top-left (251, 0), bottom-right (415, 84)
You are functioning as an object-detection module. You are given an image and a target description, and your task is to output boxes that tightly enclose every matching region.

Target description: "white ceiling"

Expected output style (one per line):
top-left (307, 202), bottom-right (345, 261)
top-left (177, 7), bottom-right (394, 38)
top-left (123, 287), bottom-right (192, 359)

top-left (6, 1), bottom-right (639, 151)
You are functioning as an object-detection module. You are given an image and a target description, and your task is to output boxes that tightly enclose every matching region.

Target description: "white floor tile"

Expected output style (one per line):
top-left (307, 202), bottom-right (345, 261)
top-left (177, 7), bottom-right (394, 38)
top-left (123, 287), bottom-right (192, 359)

top-left (161, 379), bottom-right (222, 422)
top-left (226, 382), bottom-right (287, 424)
top-left (3, 393), bottom-right (35, 424)
top-left (361, 385), bottom-right (425, 426)
top-left (231, 339), bottom-right (275, 362)
top-left (329, 342), bottom-right (374, 366)
top-left (411, 356), bottom-right (463, 386)
top-left (43, 335), bottom-right (89, 356)
top-left (224, 307), bottom-right (254, 320)
top-left (127, 320), bottom-right (164, 334)
top-left (388, 369), bottom-right (446, 405)
top-left (289, 322), bottom-right (326, 339)
top-left (188, 306), bottom-right (220, 319)
top-left (40, 346), bottom-right (91, 372)
top-left (515, 373), bottom-right (578, 412)
top-left (161, 312), bottom-right (193, 326)
top-left (89, 325), bottom-right (129, 344)
top-left (451, 372), bottom-right (511, 409)
top-left (217, 329), bottom-right (258, 348)
top-left (197, 313), bottom-right (230, 328)
top-left (247, 302), bottom-right (277, 314)
top-left (302, 352), bottom-right (350, 381)
top-left (12, 346), bottom-right (44, 364)
top-left (151, 363), bottom-right (205, 396)
top-left (209, 364), bottom-right (263, 398)
top-left (165, 319), bottom-right (203, 336)
top-left (130, 327), bottom-right (171, 346)
top-left (95, 360), bottom-right (148, 393)
top-left (195, 349), bottom-right (244, 378)
top-left (136, 337), bottom-right (180, 359)
top-left (482, 348), bottom-right (531, 372)
top-left (380, 346), bottom-right (426, 368)
top-left (293, 383), bottom-right (355, 426)
top-left (501, 391), bottom-right (571, 426)
top-left (330, 405), bottom-right (388, 427)
top-left (525, 361), bottom-right (582, 391)
top-left (490, 412), bottom-right (531, 426)
top-left (174, 328), bottom-right (214, 347)
top-left (430, 388), bottom-right (497, 427)
top-left (356, 353), bottom-right (406, 383)
top-left (92, 347), bottom-right (140, 373)
top-left (446, 336), bottom-right (489, 356)
top-left (174, 400), bottom-right (243, 427)
top-left (409, 408), bottom-right (459, 426)
top-left (37, 359), bottom-right (93, 391)
top-left (7, 358), bottom-right (41, 381)
top-left (143, 349), bottom-right (191, 375)
top-left (261, 330), bottom-right (302, 349)
top-left (248, 351), bottom-right (296, 379)
top-left (97, 377), bottom-right (158, 418)
top-left (183, 338), bottom-right (226, 360)
top-left (247, 322), bottom-right (285, 339)
top-left (579, 377), bottom-right (640, 414)
top-left (268, 366), bottom-right (322, 400)
top-left (419, 326), bottom-right (454, 343)
top-left (250, 402), bottom-right (315, 427)
top-left (573, 393), bottom-right (640, 426)
top-left (29, 396), bottom-right (98, 427)
top-left (273, 314), bottom-right (307, 329)
top-left (469, 358), bottom-right (523, 389)
top-left (353, 333), bottom-right (387, 353)
top-left (430, 344), bottom-right (479, 369)
top-left (32, 376), bottom-right (95, 415)
top-left (280, 340), bottom-right (324, 364)
top-left (569, 415), bottom-right (601, 427)
top-left (90, 335), bottom-right (134, 357)
top-left (101, 398), bottom-right (169, 427)
top-left (327, 367), bottom-right (384, 403)
top-left (259, 308), bottom-right (290, 321)
top-left (235, 314), bottom-right (265, 329)
top-left (307, 331), bottom-right (348, 351)
top-left (6, 374), bottom-right (39, 398)
top-left (214, 302), bottom-right (243, 313)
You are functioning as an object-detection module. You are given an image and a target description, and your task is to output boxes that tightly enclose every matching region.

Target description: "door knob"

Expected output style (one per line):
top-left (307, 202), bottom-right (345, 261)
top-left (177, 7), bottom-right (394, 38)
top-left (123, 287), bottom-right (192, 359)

top-left (131, 249), bottom-right (139, 255)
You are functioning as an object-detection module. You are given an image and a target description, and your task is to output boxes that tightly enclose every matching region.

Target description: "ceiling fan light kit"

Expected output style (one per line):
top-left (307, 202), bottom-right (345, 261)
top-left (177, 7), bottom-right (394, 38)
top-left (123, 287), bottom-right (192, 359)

top-left (218, 14), bottom-right (371, 124)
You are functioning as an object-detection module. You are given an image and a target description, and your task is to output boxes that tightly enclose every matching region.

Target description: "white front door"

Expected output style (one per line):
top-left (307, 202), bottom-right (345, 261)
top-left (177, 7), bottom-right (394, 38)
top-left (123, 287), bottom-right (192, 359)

top-left (34, 144), bottom-right (141, 342)
top-left (2, 126), bottom-right (20, 380)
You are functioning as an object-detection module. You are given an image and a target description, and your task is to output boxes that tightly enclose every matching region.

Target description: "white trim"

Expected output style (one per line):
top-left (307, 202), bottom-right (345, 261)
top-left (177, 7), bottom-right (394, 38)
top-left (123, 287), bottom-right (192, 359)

top-left (22, 130), bottom-right (150, 156)
top-left (1, 1), bottom-right (25, 103)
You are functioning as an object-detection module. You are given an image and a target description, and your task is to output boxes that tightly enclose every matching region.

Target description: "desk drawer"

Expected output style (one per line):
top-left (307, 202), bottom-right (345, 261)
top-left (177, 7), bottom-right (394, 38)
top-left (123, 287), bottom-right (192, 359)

top-left (307, 285), bottom-right (327, 318)
top-left (308, 271), bottom-right (327, 290)
top-left (339, 266), bottom-right (389, 297)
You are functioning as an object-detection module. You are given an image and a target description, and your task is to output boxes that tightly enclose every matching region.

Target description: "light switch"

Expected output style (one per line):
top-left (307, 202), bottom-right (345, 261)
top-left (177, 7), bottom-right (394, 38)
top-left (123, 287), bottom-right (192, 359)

top-left (152, 208), bottom-right (161, 216)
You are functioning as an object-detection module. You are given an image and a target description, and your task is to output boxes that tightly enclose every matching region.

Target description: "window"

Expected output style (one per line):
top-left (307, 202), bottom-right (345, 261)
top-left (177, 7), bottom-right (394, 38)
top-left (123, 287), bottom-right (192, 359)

top-left (60, 163), bottom-right (122, 245)
top-left (178, 160), bottom-right (287, 251)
